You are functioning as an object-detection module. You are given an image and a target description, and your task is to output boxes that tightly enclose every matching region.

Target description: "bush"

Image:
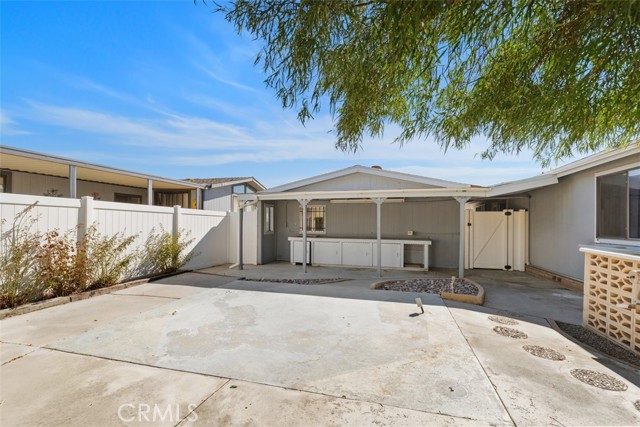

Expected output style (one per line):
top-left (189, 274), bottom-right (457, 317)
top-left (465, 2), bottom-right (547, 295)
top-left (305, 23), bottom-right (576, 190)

top-left (141, 226), bottom-right (195, 275)
top-left (0, 204), bottom-right (43, 308)
top-left (84, 226), bottom-right (137, 289)
top-left (35, 229), bottom-right (88, 297)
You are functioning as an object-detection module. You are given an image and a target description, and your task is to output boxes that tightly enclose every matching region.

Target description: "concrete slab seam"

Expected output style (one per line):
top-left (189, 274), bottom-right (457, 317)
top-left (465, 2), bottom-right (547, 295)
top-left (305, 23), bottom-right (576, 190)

top-left (172, 379), bottom-right (231, 427)
top-left (444, 305), bottom-right (517, 427)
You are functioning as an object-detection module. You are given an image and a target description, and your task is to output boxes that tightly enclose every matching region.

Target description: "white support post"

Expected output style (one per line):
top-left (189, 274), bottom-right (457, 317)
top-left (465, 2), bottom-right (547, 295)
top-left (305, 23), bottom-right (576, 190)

top-left (298, 199), bottom-right (310, 273)
top-left (372, 198), bottom-right (386, 278)
top-left (172, 205), bottom-right (181, 239)
top-left (454, 196), bottom-right (471, 278)
top-left (69, 165), bottom-right (77, 199)
top-left (196, 188), bottom-right (202, 210)
top-left (147, 179), bottom-right (153, 206)
top-left (78, 196), bottom-right (94, 242)
top-left (238, 205), bottom-right (244, 270)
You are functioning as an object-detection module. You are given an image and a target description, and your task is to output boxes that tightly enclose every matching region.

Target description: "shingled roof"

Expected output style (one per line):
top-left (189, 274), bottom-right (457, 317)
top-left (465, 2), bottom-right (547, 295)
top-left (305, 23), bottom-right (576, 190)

top-left (184, 177), bottom-right (252, 185)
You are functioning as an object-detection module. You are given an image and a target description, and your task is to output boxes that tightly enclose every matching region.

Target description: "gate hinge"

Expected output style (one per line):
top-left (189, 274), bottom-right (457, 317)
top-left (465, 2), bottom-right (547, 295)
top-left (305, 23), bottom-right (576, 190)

top-left (504, 211), bottom-right (512, 216)
top-left (504, 265), bottom-right (512, 270)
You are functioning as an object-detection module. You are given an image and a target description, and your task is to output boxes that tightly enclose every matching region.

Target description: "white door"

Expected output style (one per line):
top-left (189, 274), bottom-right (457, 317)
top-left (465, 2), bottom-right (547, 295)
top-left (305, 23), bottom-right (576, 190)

top-left (471, 211), bottom-right (509, 270)
top-left (342, 242), bottom-right (372, 266)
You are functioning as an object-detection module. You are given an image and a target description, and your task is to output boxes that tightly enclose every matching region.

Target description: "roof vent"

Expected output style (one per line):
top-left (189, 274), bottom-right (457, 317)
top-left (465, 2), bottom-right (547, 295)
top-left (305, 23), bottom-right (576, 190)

top-left (371, 165), bottom-right (382, 170)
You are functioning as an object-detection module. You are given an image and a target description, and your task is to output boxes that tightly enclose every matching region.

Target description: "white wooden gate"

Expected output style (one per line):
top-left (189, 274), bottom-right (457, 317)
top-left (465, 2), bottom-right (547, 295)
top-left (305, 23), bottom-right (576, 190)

top-left (465, 209), bottom-right (528, 271)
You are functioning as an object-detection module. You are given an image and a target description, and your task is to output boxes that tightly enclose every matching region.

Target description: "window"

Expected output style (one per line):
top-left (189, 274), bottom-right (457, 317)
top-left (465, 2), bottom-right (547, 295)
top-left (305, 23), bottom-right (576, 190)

top-left (154, 191), bottom-right (190, 208)
top-left (597, 166), bottom-right (640, 241)
top-left (264, 204), bottom-right (274, 234)
top-left (232, 184), bottom-right (256, 194)
top-left (114, 193), bottom-right (142, 204)
top-left (299, 205), bottom-right (326, 234)
top-left (0, 170), bottom-right (10, 193)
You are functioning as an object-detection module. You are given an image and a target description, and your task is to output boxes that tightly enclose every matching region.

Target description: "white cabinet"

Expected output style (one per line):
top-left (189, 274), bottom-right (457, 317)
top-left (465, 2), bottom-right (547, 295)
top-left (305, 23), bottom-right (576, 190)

top-left (290, 240), bottom-right (311, 264)
top-left (342, 242), bottom-right (372, 266)
top-left (372, 242), bottom-right (403, 268)
top-left (288, 237), bottom-right (431, 270)
top-left (312, 241), bottom-right (341, 265)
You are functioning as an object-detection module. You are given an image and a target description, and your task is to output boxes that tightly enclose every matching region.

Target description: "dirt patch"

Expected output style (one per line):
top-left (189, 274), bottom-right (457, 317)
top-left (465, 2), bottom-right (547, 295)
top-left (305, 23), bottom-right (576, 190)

top-left (373, 278), bottom-right (479, 295)
top-left (488, 315), bottom-right (519, 325)
top-left (522, 345), bottom-right (566, 361)
top-left (493, 326), bottom-right (528, 339)
top-left (554, 321), bottom-right (640, 368)
top-left (569, 369), bottom-right (628, 391)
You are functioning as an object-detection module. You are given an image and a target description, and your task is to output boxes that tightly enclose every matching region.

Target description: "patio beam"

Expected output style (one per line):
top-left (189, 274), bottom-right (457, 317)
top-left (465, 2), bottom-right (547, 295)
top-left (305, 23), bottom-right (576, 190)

top-left (454, 196), bottom-right (471, 278)
top-left (372, 198), bottom-right (386, 277)
top-left (69, 165), bottom-right (77, 199)
top-left (298, 199), bottom-right (310, 273)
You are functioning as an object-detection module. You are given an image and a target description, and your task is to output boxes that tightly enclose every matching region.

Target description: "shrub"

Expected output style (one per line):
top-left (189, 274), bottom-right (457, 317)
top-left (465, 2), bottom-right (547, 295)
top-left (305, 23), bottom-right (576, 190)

top-left (0, 204), bottom-right (43, 308)
top-left (84, 226), bottom-right (137, 289)
top-left (35, 229), bottom-right (89, 297)
top-left (141, 226), bottom-right (195, 275)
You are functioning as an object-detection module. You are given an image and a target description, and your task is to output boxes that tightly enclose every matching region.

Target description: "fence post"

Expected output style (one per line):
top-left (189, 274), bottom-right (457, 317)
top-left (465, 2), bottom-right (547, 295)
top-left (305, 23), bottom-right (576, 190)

top-left (78, 196), bottom-right (94, 242)
top-left (173, 205), bottom-right (181, 238)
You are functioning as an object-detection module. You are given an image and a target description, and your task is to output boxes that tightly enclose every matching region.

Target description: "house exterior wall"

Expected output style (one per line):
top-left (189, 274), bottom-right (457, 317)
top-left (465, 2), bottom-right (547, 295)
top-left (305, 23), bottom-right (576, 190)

top-left (274, 199), bottom-right (459, 268)
top-left (292, 173), bottom-right (438, 192)
top-left (529, 153), bottom-right (640, 281)
top-left (6, 170), bottom-right (149, 203)
top-left (203, 186), bottom-right (233, 211)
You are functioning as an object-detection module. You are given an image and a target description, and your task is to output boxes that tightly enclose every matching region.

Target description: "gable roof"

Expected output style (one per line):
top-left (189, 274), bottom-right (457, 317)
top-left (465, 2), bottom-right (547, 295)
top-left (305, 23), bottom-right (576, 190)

top-left (264, 165), bottom-right (469, 193)
top-left (185, 177), bottom-right (266, 191)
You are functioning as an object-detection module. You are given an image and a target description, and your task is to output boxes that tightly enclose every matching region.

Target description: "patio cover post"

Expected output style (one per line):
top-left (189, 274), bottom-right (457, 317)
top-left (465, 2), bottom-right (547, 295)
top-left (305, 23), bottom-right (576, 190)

top-left (147, 179), bottom-right (153, 206)
top-left (372, 198), bottom-right (386, 277)
top-left (454, 196), bottom-right (470, 278)
top-left (69, 165), bottom-right (77, 199)
top-left (298, 199), bottom-right (310, 273)
top-left (238, 204), bottom-right (244, 270)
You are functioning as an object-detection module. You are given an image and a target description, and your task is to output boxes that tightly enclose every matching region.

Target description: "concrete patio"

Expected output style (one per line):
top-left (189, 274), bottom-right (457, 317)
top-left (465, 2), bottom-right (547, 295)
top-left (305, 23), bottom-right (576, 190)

top-left (1, 265), bottom-right (639, 426)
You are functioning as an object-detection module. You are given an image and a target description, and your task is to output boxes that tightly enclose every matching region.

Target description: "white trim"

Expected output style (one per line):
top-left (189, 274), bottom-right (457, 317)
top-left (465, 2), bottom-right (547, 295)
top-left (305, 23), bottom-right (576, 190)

top-left (240, 187), bottom-right (489, 202)
top-left (593, 161), bottom-right (640, 178)
top-left (551, 143), bottom-right (639, 178)
top-left (206, 177), bottom-right (266, 191)
top-left (486, 174), bottom-right (558, 197)
top-left (264, 165), bottom-right (469, 193)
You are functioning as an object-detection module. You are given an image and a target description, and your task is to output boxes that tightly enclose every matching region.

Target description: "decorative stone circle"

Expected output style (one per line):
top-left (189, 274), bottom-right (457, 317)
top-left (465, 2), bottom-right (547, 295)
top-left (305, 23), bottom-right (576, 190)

top-left (634, 400), bottom-right (640, 412)
top-left (569, 369), bottom-right (628, 391)
top-left (493, 326), bottom-right (528, 339)
top-left (522, 345), bottom-right (566, 361)
top-left (488, 315), bottom-right (519, 325)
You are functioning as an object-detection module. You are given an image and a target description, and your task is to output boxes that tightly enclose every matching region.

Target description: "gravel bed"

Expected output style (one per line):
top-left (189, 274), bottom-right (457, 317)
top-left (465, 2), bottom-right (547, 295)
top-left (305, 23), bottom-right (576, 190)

top-left (555, 321), bottom-right (640, 368)
top-left (488, 315), bottom-right (519, 325)
top-left (375, 278), bottom-right (479, 295)
top-left (522, 345), bottom-right (566, 361)
top-left (493, 326), bottom-right (528, 339)
top-left (569, 369), bottom-right (628, 391)
top-left (239, 278), bottom-right (346, 285)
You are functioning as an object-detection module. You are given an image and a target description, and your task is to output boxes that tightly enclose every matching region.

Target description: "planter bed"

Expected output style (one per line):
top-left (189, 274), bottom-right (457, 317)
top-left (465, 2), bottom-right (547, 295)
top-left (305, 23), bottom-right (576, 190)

top-left (0, 270), bottom-right (187, 320)
top-left (371, 278), bottom-right (485, 305)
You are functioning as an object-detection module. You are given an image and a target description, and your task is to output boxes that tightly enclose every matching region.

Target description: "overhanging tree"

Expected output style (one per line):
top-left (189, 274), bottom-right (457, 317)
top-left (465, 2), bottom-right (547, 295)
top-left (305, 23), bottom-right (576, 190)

top-left (210, 0), bottom-right (639, 165)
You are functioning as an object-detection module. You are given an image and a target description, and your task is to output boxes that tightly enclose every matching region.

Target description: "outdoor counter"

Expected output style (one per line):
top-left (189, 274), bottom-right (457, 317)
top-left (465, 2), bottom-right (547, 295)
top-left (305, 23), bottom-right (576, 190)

top-left (288, 237), bottom-right (432, 270)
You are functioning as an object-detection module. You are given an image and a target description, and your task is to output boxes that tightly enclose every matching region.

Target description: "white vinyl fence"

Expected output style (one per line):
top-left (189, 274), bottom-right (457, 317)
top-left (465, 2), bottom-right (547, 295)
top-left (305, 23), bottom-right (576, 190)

top-left (0, 193), bottom-right (232, 272)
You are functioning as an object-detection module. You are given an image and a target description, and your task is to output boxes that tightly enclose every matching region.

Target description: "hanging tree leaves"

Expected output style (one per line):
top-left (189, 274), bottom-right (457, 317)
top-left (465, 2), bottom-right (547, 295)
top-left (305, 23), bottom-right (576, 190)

top-left (209, 0), bottom-right (640, 165)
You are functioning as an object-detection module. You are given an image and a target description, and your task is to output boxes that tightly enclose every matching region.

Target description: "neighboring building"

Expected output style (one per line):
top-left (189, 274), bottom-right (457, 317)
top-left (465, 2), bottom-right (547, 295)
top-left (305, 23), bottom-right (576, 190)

top-left (185, 177), bottom-right (265, 212)
top-left (0, 145), bottom-right (206, 208)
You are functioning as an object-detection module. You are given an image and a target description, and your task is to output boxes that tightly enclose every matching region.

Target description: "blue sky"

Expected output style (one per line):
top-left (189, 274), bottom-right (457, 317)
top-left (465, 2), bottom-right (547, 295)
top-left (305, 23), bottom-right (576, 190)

top-left (1, 1), bottom-right (584, 188)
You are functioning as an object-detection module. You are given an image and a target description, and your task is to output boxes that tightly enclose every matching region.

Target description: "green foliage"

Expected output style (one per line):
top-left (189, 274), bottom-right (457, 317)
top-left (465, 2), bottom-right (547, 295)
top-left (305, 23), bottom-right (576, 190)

top-left (0, 204), bottom-right (43, 308)
top-left (214, 0), bottom-right (640, 165)
top-left (141, 226), bottom-right (195, 275)
top-left (84, 226), bottom-right (138, 289)
top-left (0, 206), bottom-right (139, 309)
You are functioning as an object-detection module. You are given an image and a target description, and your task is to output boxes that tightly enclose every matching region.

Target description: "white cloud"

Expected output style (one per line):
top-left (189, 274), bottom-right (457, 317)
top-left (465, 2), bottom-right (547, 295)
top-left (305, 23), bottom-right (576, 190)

top-left (0, 110), bottom-right (31, 136)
